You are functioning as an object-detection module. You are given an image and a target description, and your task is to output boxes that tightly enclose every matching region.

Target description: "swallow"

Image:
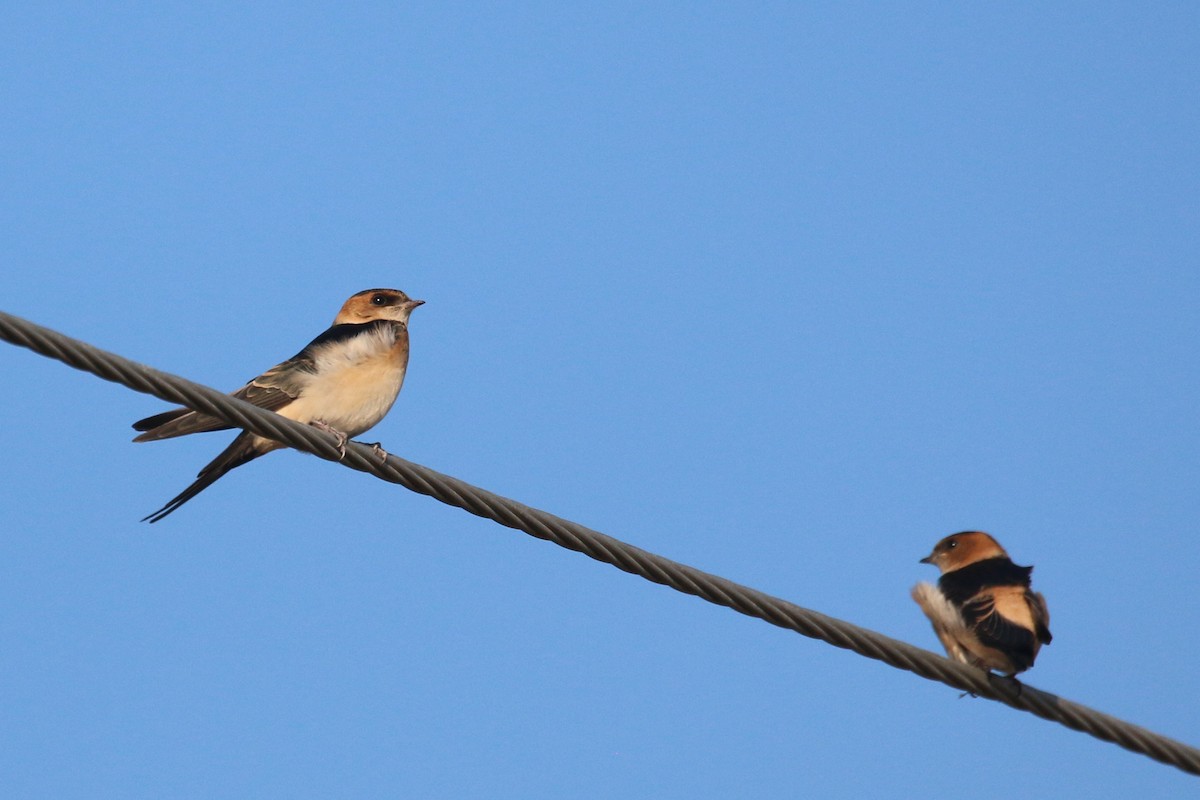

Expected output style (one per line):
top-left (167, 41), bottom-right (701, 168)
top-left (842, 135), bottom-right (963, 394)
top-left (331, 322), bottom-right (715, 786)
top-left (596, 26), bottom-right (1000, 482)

top-left (133, 288), bottom-right (423, 523)
top-left (911, 531), bottom-right (1052, 676)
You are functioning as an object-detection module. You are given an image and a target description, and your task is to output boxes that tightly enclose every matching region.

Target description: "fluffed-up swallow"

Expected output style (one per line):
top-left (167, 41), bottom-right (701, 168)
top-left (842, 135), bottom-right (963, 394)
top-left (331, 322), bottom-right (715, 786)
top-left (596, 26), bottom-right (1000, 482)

top-left (911, 531), bottom-right (1052, 676)
top-left (133, 288), bottom-right (423, 522)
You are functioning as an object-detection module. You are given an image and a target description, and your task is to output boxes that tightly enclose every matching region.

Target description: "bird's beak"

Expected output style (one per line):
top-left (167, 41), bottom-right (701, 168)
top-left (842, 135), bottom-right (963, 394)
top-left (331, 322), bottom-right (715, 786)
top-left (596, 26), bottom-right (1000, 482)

top-left (919, 554), bottom-right (933, 564)
top-left (406, 299), bottom-right (425, 310)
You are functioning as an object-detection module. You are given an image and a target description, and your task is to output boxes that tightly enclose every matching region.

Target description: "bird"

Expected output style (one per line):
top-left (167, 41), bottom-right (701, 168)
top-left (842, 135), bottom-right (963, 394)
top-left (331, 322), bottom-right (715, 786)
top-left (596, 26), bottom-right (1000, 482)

top-left (132, 288), bottom-right (424, 523)
top-left (911, 531), bottom-right (1052, 676)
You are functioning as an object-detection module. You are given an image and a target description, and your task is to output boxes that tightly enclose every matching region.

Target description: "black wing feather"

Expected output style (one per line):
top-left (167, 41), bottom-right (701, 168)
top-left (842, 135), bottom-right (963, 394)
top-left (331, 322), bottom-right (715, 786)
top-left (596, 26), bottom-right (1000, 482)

top-left (961, 594), bottom-right (1038, 672)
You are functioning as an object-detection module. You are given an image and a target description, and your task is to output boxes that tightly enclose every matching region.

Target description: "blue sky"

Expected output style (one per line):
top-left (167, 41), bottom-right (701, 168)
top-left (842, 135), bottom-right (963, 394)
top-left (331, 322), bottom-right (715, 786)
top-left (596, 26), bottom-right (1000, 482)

top-left (2, 3), bottom-right (1198, 797)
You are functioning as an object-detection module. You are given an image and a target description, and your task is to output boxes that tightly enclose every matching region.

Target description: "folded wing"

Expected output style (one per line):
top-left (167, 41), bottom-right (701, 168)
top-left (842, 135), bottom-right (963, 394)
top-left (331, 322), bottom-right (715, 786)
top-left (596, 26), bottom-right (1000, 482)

top-left (132, 358), bottom-right (311, 442)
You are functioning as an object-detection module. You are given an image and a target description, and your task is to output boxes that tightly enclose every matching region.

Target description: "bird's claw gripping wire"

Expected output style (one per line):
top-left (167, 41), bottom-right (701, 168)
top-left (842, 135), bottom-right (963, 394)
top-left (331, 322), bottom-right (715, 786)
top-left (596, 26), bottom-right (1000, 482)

top-left (310, 419), bottom-right (349, 460)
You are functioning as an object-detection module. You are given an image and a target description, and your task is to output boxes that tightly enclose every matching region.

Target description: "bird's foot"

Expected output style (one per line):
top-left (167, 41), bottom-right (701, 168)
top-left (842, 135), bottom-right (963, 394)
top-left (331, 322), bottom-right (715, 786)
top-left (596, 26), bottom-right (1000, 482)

top-left (364, 441), bottom-right (389, 462)
top-left (310, 419), bottom-right (349, 460)
top-left (989, 672), bottom-right (1024, 699)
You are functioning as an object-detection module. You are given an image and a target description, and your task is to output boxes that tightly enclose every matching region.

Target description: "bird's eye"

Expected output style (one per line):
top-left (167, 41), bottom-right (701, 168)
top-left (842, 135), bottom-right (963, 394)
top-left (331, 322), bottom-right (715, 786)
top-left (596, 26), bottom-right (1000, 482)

top-left (946, 540), bottom-right (957, 549)
top-left (371, 294), bottom-right (388, 306)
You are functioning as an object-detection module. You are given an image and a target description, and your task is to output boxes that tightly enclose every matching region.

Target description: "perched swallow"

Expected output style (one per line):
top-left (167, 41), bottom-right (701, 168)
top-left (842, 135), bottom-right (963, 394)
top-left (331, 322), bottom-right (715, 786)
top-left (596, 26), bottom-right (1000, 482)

top-left (911, 531), bottom-right (1052, 676)
top-left (133, 288), bottom-right (423, 522)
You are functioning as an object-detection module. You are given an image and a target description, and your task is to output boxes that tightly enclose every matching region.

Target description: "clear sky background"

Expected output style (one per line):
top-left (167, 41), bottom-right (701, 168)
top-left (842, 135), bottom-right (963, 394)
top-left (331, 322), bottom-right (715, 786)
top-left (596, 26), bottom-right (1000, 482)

top-left (2, 3), bottom-right (1197, 798)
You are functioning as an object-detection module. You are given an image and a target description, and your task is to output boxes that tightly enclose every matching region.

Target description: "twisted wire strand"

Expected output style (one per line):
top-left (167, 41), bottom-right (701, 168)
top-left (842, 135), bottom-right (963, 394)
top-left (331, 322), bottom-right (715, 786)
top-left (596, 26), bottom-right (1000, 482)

top-left (2, 308), bottom-right (1197, 777)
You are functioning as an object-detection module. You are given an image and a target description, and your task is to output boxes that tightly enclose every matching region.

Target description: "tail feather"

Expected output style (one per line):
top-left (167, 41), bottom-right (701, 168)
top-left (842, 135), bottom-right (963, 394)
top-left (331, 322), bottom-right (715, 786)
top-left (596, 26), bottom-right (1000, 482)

top-left (133, 408), bottom-right (234, 442)
top-left (143, 433), bottom-right (267, 523)
top-left (133, 408), bottom-right (191, 432)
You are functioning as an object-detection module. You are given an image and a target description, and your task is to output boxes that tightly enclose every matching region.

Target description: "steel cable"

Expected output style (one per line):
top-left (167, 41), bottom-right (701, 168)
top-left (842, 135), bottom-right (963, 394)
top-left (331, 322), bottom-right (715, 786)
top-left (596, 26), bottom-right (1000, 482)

top-left (1, 308), bottom-right (1197, 777)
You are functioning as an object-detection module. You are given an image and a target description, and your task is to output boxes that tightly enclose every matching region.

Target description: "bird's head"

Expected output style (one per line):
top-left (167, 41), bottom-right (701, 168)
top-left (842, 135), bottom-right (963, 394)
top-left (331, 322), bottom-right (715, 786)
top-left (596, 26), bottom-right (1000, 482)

top-left (335, 288), bottom-right (425, 325)
top-left (919, 531), bottom-right (1009, 573)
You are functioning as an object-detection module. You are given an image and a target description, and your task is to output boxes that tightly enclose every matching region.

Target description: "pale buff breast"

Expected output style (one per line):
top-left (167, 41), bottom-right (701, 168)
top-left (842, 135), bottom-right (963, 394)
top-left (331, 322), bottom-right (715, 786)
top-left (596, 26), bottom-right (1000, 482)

top-left (279, 324), bottom-right (410, 437)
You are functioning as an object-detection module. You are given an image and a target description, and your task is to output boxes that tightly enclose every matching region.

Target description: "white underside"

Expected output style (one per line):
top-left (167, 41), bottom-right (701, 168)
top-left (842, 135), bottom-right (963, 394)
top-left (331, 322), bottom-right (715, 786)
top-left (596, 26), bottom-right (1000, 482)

top-left (911, 582), bottom-right (974, 666)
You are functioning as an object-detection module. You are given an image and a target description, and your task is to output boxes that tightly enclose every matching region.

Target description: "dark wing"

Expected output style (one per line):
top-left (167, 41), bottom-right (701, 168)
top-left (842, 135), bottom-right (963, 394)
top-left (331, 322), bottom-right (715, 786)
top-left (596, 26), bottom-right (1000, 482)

top-left (1028, 590), bottom-right (1052, 645)
top-left (229, 358), bottom-right (310, 408)
top-left (962, 591), bottom-right (1038, 672)
top-left (132, 354), bottom-right (312, 442)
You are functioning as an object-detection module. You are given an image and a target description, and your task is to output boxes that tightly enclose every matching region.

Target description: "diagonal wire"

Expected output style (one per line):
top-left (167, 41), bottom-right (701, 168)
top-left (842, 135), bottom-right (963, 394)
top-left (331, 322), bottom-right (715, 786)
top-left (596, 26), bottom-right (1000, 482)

top-left (1, 307), bottom-right (1197, 777)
